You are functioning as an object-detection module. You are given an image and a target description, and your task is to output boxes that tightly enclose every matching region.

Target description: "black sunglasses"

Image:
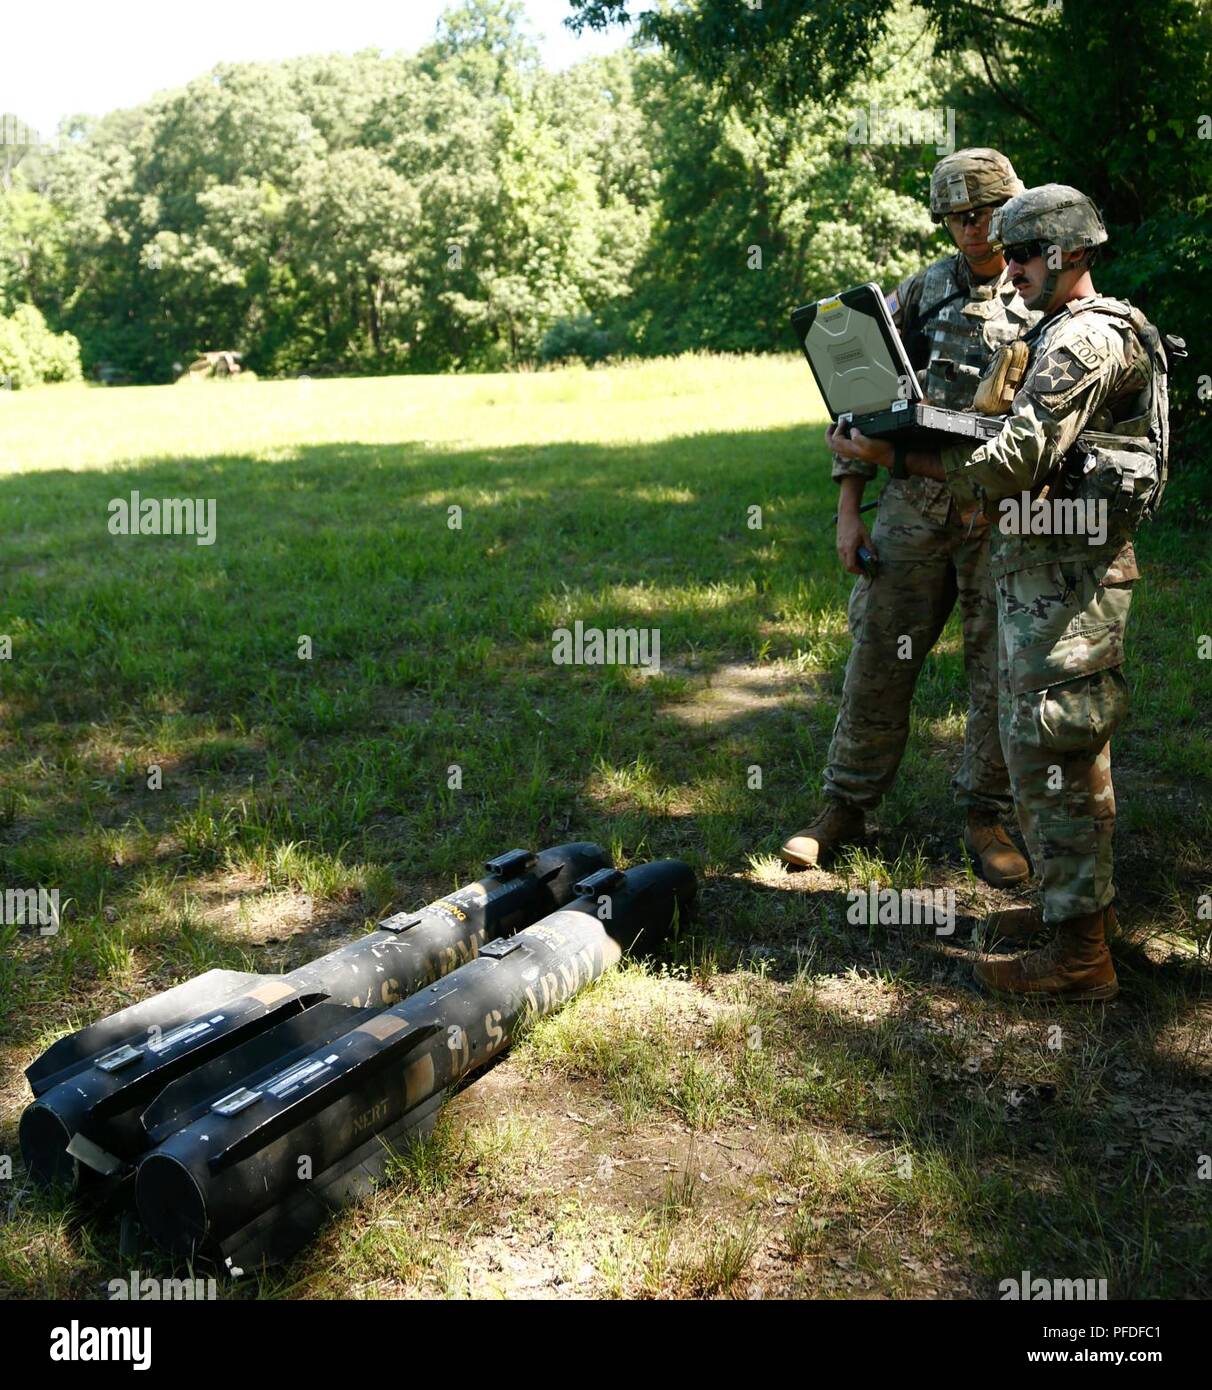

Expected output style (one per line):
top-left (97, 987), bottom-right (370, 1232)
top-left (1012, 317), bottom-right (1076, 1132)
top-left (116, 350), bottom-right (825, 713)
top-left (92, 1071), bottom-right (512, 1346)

top-left (1001, 241), bottom-right (1044, 264)
top-left (944, 207), bottom-right (994, 228)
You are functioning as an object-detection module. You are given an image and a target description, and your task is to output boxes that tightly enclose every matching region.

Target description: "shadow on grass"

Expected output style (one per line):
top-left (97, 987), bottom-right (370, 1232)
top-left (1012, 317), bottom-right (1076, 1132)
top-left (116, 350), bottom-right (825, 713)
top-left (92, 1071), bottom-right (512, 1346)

top-left (0, 428), bottom-right (1208, 1297)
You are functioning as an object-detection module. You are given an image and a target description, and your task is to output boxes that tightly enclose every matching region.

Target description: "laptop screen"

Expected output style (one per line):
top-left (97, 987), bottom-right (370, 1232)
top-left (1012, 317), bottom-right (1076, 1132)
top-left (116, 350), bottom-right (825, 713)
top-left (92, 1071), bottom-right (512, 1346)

top-left (791, 282), bottom-right (921, 420)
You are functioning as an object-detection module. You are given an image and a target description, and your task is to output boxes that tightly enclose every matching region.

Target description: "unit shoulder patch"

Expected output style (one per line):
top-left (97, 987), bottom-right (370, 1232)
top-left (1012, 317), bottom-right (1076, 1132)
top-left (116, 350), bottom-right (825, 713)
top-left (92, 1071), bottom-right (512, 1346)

top-left (1027, 346), bottom-right (1099, 413)
top-left (1030, 347), bottom-right (1089, 394)
top-left (1065, 335), bottom-right (1110, 371)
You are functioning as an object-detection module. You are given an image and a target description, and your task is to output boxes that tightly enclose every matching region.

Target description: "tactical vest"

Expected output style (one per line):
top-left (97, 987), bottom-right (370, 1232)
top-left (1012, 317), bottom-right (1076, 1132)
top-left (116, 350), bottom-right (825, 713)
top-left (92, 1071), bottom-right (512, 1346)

top-left (912, 257), bottom-right (1035, 409)
top-left (988, 297), bottom-right (1169, 580)
top-left (1062, 297), bottom-right (1171, 523)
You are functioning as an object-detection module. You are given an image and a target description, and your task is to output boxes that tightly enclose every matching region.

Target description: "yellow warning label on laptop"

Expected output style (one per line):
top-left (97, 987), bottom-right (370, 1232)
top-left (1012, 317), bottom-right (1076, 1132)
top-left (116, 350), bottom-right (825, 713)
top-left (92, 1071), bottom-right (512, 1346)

top-left (819, 297), bottom-right (842, 313)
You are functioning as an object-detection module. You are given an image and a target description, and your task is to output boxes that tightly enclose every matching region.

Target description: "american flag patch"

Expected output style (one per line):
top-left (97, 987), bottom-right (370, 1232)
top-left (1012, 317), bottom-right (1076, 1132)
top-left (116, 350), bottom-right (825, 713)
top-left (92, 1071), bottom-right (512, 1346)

top-left (886, 289), bottom-right (900, 316)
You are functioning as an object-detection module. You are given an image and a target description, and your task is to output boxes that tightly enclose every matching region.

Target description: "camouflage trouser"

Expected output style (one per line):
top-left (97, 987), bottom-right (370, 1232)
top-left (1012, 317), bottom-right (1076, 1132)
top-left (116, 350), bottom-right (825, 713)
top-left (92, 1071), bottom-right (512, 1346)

top-left (823, 479), bottom-right (1011, 815)
top-left (996, 559), bottom-right (1135, 923)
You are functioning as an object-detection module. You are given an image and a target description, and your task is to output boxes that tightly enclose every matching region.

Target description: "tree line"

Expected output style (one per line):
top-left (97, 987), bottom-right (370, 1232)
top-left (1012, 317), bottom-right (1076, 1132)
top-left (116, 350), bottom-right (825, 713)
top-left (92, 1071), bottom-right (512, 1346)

top-left (0, 1), bottom-right (989, 382)
top-left (0, 0), bottom-right (1207, 508)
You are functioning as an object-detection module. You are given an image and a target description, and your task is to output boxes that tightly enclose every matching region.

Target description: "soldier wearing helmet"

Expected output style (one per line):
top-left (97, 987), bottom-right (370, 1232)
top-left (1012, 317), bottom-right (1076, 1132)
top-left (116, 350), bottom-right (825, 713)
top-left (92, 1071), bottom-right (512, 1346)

top-left (781, 148), bottom-right (1036, 890)
top-left (830, 183), bottom-right (1173, 1001)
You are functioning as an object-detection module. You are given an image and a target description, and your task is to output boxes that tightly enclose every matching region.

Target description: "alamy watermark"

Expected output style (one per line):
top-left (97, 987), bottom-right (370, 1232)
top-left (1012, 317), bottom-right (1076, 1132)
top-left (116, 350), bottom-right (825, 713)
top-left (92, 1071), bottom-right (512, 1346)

top-left (0, 114), bottom-right (45, 172)
top-left (109, 1269), bottom-right (216, 1301)
top-left (49, 1323), bottom-right (151, 1371)
top-left (108, 492), bottom-right (216, 546)
top-left (1000, 1269), bottom-right (1108, 1300)
top-left (0, 115), bottom-right (47, 189)
top-left (2, 887), bottom-right (59, 934)
top-left (552, 620), bottom-right (661, 673)
top-left (846, 105), bottom-right (955, 156)
top-left (998, 492), bottom-right (1108, 546)
top-left (0, 115), bottom-right (43, 148)
top-left (846, 881), bottom-right (956, 935)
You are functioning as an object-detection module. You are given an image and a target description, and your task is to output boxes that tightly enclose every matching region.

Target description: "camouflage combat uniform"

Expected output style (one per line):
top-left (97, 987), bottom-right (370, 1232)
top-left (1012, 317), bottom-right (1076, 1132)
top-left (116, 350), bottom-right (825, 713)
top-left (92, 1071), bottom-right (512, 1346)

top-left (826, 254), bottom-right (1038, 813)
top-left (941, 295), bottom-right (1161, 922)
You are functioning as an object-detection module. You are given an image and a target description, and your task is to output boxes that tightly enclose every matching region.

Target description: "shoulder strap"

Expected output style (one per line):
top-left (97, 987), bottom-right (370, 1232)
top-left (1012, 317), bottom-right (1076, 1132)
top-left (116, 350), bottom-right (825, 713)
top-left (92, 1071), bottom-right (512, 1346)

top-left (917, 285), bottom-right (966, 324)
top-left (913, 256), bottom-right (966, 325)
top-left (1066, 299), bottom-right (1172, 518)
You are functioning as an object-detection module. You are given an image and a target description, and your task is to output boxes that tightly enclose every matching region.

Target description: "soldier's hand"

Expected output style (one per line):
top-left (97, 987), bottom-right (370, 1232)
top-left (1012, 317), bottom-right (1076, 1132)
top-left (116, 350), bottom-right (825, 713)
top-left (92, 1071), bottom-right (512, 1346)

top-left (836, 513), bottom-right (876, 576)
top-left (826, 422), bottom-right (894, 469)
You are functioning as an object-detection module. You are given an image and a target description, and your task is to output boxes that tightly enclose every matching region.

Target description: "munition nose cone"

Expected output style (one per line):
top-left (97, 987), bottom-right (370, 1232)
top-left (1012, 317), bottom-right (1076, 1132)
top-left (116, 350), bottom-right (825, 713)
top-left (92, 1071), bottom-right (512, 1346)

top-left (136, 1154), bottom-right (209, 1256)
top-left (19, 1103), bottom-right (78, 1189)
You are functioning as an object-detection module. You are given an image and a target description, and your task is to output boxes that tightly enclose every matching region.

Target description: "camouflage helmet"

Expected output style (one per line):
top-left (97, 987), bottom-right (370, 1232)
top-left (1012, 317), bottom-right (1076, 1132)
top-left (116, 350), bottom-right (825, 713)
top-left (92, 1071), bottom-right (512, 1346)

top-left (987, 183), bottom-right (1108, 254)
top-left (929, 148), bottom-right (1024, 219)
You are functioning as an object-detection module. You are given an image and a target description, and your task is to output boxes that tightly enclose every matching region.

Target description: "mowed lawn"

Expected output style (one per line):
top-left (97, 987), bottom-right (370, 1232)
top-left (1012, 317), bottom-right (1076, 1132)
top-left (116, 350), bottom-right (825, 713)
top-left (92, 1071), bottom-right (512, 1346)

top-left (0, 357), bottom-right (1209, 1300)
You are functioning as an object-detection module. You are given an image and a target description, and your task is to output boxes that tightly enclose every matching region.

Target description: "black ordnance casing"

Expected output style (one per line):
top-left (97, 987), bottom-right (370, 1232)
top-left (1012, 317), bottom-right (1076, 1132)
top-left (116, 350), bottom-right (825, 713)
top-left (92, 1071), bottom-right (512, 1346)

top-left (19, 843), bottom-right (610, 1191)
top-left (135, 859), bottom-right (696, 1263)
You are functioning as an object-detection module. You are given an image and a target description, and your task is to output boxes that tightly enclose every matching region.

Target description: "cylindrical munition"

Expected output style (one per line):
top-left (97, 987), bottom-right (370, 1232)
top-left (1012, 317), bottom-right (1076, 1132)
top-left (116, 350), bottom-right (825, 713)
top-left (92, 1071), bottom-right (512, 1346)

top-left (135, 860), bottom-right (695, 1263)
top-left (20, 842), bottom-right (609, 1190)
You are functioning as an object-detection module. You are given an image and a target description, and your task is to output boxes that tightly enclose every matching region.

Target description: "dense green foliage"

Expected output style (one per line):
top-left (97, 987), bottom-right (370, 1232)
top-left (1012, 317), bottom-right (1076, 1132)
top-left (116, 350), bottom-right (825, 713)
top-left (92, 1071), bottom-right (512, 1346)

top-left (0, 303), bottom-right (81, 388)
top-left (1, 0), bottom-right (1207, 502)
top-left (0, 3), bottom-right (657, 380)
top-left (568, 0), bottom-right (1212, 508)
top-left (0, 1), bottom-right (953, 380)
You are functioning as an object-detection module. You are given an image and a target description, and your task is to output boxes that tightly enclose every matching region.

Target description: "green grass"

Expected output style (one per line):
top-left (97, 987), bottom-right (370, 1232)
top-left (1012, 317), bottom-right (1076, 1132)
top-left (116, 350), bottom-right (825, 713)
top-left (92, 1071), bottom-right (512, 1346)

top-left (0, 354), bottom-right (1209, 1299)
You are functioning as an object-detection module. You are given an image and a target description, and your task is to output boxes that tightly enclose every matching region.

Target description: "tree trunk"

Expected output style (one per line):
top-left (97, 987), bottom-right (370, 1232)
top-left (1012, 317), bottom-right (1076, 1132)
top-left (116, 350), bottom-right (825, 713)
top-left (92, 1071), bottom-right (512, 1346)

top-left (367, 274), bottom-right (382, 354)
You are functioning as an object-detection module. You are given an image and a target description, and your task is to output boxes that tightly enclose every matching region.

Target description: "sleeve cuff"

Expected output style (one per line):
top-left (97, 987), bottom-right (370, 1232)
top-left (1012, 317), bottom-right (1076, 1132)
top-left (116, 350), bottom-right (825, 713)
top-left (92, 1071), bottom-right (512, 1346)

top-left (831, 452), bottom-right (878, 483)
top-left (941, 443), bottom-right (982, 509)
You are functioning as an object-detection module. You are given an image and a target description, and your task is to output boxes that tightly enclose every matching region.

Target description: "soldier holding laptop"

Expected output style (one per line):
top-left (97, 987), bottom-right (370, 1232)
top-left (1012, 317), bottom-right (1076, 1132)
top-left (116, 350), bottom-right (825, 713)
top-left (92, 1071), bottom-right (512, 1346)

top-left (782, 149), bottom-right (1037, 888)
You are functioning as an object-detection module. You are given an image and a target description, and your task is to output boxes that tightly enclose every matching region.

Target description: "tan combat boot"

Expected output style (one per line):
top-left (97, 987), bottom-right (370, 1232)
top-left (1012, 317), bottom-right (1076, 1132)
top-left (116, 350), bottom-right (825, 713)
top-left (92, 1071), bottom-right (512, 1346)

top-left (964, 812), bottom-right (1030, 889)
top-left (974, 908), bottom-right (1119, 1002)
top-left (986, 902), bottom-right (1117, 945)
top-left (985, 905), bottom-right (1046, 943)
top-left (781, 800), bottom-right (865, 869)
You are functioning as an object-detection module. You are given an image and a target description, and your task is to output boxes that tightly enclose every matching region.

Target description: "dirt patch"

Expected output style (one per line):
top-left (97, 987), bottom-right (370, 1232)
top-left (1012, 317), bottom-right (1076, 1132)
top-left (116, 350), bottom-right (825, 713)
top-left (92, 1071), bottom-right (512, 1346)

top-left (660, 662), bottom-right (827, 730)
top-left (193, 871), bottom-right (369, 952)
top-left (1149, 1002), bottom-right (1212, 1077)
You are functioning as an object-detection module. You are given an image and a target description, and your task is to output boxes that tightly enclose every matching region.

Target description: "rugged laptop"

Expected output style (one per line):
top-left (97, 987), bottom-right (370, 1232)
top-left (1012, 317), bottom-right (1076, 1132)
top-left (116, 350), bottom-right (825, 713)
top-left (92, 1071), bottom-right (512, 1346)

top-left (790, 283), bottom-right (1004, 447)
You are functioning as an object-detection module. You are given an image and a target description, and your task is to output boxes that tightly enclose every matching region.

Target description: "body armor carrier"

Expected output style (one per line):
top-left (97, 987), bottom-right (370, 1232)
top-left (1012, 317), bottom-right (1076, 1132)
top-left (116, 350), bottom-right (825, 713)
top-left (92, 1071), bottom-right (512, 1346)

top-left (988, 297), bottom-right (1175, 580)
top-left (1058, 297), bottom-right (1173, 526)
top-left (908, 256), bottom-right (1034, 410)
